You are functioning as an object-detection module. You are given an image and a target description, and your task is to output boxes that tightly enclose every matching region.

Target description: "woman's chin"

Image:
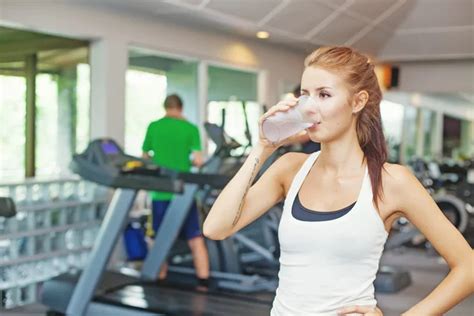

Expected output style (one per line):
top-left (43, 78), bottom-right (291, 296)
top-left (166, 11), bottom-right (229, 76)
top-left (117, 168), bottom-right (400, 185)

top-left (307, 132), bottom-right (322, 143)
top-left (306, 125), bottom-right (321, 138)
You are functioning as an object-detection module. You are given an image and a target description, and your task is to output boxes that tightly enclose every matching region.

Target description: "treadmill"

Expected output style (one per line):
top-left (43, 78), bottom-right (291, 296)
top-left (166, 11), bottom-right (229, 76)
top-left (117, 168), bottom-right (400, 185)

top-left (41, 139), bottom-right (274, 316)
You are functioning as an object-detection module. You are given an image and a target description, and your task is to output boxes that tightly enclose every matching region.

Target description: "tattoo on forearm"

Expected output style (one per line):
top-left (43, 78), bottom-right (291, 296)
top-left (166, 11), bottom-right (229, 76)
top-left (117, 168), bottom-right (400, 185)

top-left (233, 157), bottom-right (260, 226)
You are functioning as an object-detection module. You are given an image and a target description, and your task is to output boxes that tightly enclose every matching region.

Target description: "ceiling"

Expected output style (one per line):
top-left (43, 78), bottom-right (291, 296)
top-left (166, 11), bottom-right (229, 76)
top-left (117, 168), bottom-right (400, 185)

top-left (72, 0), bottom-right (474, 62)
top-left (0, 27), bottom-right (89, 75)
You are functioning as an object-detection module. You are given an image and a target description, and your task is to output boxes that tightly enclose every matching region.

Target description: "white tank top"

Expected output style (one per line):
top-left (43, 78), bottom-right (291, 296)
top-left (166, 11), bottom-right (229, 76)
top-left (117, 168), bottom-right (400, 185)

top-left (271, 151), bottom-right (389, 316)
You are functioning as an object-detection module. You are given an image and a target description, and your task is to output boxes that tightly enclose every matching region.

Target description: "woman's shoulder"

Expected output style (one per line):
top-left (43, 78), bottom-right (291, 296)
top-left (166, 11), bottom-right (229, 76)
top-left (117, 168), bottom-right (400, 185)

top-left (382, 162), bottom-right (416, 185)
top-left (272, 152), bottom-right (311, 191)
top-left (376, 163), bottom-right (418, 219)
top-left (276, 151), bottom-right (311, 171)
top-left (381, 162), bottom-right (420, 201)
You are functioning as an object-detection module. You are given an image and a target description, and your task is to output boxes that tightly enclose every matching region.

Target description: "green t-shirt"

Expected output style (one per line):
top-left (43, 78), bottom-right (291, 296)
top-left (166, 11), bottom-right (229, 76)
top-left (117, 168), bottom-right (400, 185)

top-left (142, 117), bottom-right (202, 201)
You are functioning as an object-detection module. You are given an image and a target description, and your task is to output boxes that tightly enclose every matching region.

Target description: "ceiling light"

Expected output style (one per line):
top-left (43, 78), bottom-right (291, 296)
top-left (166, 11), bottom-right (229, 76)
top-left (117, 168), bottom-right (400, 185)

top-left (256, 31), bottom-right (269, 39)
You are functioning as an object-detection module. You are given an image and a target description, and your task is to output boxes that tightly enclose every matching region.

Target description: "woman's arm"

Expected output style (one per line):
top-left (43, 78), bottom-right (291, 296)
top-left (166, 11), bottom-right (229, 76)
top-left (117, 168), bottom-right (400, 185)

top-left (203, 96), bottom-right (303, 240)
top-left (203, 144), bottom-right (304, 240)
top-left (390, 165), bottom-right (474, 315)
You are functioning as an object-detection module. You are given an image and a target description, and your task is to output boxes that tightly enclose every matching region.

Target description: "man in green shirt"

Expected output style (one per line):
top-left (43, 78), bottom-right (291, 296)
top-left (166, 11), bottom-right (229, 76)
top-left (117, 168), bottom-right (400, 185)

top-left (142, 94), bottom-right (209, 286)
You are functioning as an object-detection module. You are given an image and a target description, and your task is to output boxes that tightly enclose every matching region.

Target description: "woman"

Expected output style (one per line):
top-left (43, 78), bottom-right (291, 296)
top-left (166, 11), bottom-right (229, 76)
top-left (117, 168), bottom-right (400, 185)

top-left (203, 46), bottom-right (473, 315)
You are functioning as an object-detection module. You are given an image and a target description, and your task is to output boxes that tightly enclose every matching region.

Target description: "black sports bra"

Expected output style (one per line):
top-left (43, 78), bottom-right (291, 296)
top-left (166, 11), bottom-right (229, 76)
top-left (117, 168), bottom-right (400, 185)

top-left (292, 193), bottom-right (356, 222)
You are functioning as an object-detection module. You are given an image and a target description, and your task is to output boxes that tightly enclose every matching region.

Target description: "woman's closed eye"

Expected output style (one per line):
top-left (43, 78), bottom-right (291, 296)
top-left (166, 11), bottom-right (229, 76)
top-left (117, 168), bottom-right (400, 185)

top-left (319, 91), bottom-right (331, 99)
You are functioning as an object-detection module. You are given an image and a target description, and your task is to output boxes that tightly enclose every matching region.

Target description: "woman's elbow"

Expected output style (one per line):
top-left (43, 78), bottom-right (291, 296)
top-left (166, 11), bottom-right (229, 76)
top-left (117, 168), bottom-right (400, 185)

top-left (202, 221), bottom-right (227, 241)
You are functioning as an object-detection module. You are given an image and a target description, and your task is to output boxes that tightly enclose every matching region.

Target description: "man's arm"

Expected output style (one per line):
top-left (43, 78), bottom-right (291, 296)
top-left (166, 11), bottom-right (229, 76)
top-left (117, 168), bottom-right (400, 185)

top-left (142, 124), bottom-right (153, 160)
top-left (191, 151), bottom-right (204, 168)
top-left (190, 125), bottom-right (203, 168)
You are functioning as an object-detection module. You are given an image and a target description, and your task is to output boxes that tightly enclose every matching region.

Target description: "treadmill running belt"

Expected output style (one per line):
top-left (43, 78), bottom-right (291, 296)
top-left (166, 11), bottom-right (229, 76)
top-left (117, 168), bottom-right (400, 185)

top-left (99, 284), bottom-right (272, 316)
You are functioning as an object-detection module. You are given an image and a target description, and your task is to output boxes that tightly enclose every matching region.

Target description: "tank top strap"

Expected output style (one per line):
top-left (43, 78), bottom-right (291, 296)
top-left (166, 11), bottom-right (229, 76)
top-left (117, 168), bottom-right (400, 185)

top-left (287, 151), bottom-right (320, 201)
top-left (358, 165), bottom-right (371, 201)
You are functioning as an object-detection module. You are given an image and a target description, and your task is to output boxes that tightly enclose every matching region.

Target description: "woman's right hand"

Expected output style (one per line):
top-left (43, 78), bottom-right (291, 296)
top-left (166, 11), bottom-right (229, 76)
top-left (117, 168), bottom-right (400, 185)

top-left (258, 96), bottom-right (306, 149)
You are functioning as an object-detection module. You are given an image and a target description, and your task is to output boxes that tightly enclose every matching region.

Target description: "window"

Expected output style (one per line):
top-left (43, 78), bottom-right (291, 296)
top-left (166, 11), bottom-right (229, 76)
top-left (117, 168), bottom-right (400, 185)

top-left (0, 26), bottom-right (89, 180)
top-left (125, 48), bottom-right (199, 157)
top-left (402, 106), bottom-right (418, 160)
top-left (125, 69), bottom-right (167, 156)
top-left (207, 101), bottom-right (260, 156)
top-left (443, 115), bottom-right (462, 158)
top-left (380, 100), bottom-right (404, 163)
top-left (422, 109), bottom-right (436, 159)
top-left (36, 74), bottom-right (59, 177)
top-left (207, 65), bottom-right (259, 156)
top-left (76, 64), bottom-right (90, 153)
top-left (35, 62), bottom-right (90, 178)
top-left (0, 76), bottom-right (26, 181)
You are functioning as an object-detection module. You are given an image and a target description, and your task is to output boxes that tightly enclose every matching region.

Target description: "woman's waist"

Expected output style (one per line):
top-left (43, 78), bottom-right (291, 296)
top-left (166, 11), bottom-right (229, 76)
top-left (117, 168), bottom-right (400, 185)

top-left (273, 286), bottom-right (376, 315)
top-left (277, 270), bottom-right (376, 297)
top-left (278, 258), bottom-right (380, 279)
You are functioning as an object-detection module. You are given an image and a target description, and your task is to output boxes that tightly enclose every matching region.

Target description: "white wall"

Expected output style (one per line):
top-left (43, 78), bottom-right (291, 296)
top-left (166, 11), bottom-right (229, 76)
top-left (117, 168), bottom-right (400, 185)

top-left (384, 91), bottom-right (474, 160)
top-left (394, 60), bottom-right (474, 93)
top-left (384, 91), bottom-right (474, 121)
top-left (0, 0), bottom-right (306, 145)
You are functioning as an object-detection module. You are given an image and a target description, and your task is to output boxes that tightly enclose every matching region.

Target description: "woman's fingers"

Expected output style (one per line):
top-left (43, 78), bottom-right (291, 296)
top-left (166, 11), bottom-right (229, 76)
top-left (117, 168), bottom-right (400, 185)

top-left (261, 97), bottom-right (298, 119)
top-left (269, 99), bottom-right (298, 114)
top-left (258, 96), bottom-right (300, 146)
top-left (338, 305), bottom-right (378, 315)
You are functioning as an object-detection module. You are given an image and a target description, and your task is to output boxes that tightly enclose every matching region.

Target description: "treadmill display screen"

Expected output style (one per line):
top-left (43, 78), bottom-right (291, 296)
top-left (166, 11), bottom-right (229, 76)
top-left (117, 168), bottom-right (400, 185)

top-left (102, 142), bottom-right (120, 155)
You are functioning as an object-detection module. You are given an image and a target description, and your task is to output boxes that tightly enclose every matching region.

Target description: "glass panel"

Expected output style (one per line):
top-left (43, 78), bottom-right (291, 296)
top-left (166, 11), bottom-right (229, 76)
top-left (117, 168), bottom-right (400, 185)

top-left (208, 66), bottom-right (258, 102)
top-left (206, 65), bottom-right (259, 156)
top-left (36, 74), bottom-right (59, 177)
top-left (402, 106), bottom-right (418, 161)
top-left (207, 101), bottom-right (261, 156)
top-left (380, 100), bottom-right (404, 163)
top-left (76, 64), bottom-right (91, 153)
top-left (443, 115), bottom-right (462, 158)
top-left (459, 119), bottom-right (474, 159)
top-left (36, 61), bottom-right (90, 177)
top-left (126, 49), bottom-right (200, 157)
top-left (422, 108), bottom-right (436, 159)
top-left (125, 69), bottom-right (167, 156)
top-left (0, 75), bottom-right (26, 181)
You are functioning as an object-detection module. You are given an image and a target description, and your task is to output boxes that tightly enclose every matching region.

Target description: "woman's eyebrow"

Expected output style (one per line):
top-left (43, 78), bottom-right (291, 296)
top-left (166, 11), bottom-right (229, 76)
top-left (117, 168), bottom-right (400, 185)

top-left (301, 86), bottom-right (332, 93)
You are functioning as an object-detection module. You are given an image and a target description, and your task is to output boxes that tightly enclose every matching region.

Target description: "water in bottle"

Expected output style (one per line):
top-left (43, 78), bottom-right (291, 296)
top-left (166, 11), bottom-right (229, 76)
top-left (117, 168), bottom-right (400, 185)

top-left (262, 95), bottom-right (317, 143)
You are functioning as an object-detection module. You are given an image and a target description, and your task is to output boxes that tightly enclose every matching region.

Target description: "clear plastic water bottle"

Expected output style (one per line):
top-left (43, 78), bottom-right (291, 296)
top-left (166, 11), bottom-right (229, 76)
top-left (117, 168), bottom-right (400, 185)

top-left (262, 95), bottom-right (317, 143)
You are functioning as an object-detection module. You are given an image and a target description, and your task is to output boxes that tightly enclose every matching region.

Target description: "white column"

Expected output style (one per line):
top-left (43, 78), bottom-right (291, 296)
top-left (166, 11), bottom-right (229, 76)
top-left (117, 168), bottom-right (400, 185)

top-left (431, 111), bottom-right (444, 160)
top-left (415, 108), bottom-right (425, 157)
top-left (399, 101), bottom-right (412, 165)
top-left (89, 38), bottom-right (128, 146)
top-left (258, 70), bottom-right (268, 113)
top-left (460, 119), bottom-right (474, 157)
top-left (198, 61), bottom-right (208, 157)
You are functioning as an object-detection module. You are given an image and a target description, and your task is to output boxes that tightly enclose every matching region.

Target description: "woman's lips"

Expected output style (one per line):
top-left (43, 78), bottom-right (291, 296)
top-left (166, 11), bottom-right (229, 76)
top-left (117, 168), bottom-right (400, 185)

top-left (308, 122), bottom-right (321, 131)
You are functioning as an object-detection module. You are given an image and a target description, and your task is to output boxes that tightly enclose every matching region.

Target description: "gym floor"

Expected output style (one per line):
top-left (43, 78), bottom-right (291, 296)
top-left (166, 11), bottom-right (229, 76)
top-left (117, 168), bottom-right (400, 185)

top-left (378, 248), bottom-right (474, 316)
top-left (4, 248), bottom-right (473, 316)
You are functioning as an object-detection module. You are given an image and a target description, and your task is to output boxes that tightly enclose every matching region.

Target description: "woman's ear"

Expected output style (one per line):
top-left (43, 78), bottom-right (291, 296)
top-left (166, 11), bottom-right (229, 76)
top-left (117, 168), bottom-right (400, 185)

top-left (352, 90), bottom-right (369, 114)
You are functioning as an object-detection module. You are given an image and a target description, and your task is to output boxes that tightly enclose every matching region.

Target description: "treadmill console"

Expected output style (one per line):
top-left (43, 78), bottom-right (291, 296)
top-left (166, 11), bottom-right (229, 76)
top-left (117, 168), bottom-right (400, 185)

top-left (71, 139), bottom-right (183, 192)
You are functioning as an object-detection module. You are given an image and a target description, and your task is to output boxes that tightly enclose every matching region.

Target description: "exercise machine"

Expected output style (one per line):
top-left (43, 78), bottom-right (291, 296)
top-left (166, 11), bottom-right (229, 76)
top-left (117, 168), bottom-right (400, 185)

top-left (41, 139), bottom-right (274, 316)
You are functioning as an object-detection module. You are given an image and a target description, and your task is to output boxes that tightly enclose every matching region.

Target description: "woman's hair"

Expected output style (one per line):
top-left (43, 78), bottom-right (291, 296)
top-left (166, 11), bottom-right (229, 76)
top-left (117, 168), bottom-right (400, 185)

top-left (304, 46), bottom-right (387, 208)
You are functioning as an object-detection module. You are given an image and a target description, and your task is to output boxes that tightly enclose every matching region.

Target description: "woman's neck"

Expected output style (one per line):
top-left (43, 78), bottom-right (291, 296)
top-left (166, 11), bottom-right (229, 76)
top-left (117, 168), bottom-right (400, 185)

top-left (317, 129), bottom-right (365, 176)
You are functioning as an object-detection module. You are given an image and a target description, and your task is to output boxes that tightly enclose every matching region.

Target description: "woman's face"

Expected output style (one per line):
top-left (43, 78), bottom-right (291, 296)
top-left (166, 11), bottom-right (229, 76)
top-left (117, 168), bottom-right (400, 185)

top-left (300, 66), bottom-right (354, 143)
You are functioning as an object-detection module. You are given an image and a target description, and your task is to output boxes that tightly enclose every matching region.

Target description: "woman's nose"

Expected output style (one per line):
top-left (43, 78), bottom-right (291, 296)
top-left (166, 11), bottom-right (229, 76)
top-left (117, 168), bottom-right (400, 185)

top-left (304, 95), bottom-right (319, 110)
